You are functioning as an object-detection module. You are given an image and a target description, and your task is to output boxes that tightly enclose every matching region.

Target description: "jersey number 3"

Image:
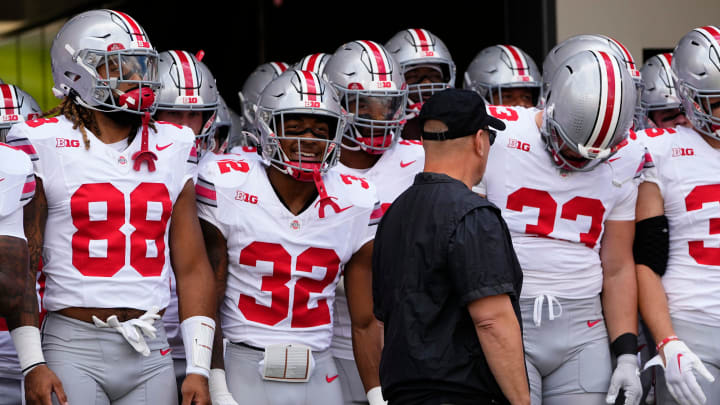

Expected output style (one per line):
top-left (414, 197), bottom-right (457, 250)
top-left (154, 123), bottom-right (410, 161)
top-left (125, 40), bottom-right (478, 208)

top-left (685, 185), bottom-right (720, 265)
top-left (239, 242), bottom-right (340, 328)
top-left (70, 183), bottom-right (172, 277)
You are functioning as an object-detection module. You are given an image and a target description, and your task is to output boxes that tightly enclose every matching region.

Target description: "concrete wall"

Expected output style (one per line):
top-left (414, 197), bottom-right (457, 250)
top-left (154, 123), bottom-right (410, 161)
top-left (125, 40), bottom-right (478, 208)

top-left (556, 0), bottom-right (720, 64)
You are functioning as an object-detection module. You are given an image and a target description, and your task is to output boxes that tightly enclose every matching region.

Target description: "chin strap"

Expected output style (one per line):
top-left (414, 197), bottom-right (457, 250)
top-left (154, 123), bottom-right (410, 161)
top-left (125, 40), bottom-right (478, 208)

top-left (312, 168), bottom-right (345, 219)
top-left (131, 111), bottom-right (158, 172)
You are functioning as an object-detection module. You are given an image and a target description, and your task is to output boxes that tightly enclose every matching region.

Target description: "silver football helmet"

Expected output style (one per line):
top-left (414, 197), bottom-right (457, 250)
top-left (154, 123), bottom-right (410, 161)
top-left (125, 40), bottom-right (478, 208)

top-left (463, 44), bottom-right (541, 106)
top-left (238, 61), bottom-right (289, 129)
top-left (324, 40), bottom-right (407, 154)
top-left (256, 69), bottom-right (346, 181)
top-left (542, 50), bottom-right (636, 172)
top-left (155, 50), bottom-right (219, 142)
top-left (0, 83), bottom-right (42, 142)
top-left (385, 28), bottom-right (455, 106)
top-left (293, 53), bottom-right (331, 76)
top-left (641, 53), bottom-right (682, 116)
top-left (50, 9), bottom-right (160, 114)
top-left (673, 26), bottom-right (720, 140)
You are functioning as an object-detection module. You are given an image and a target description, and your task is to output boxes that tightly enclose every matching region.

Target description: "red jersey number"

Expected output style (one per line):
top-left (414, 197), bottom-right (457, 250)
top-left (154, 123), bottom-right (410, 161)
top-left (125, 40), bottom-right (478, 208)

top-left (506, 187), bottom-right (606, 248)
top-left (70, 183), bottom-right (172, 277)
top-left (488, 106), bottom-right (519, 121)
top-left (685, 185), bottom-right (720, 265)
top-left (238, 242), bottom-right (340, 327)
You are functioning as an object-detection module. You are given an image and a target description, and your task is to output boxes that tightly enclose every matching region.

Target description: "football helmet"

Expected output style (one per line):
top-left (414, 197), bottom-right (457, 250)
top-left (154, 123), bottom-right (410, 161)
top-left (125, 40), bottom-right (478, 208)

top-left (155, 50), bottom-right (219, 144)
top-left (672, 26), bottom-right (720, 140)
top-left (324, 40), bottom-right (407, 154)
top-left (385, 28), bottom-right (455, 105)
top-left (463, 44), bottom-right (541, 106)
top-left (641, 53), bottom-right (682, 115)
top-left (542, 50), bottom-right (636, 172)
top-left (50, 9), bottom-right (159, 114)
top-left (293, 53), bottom-right (331, 75)
top-left (238, 61), bottom-right (289, 129)
top-left (210, 95), bottom-right (232, 153)
top-left (0, 83), bottom-right (42, 142)
top-left (256, 69), bottom-right (346, 181)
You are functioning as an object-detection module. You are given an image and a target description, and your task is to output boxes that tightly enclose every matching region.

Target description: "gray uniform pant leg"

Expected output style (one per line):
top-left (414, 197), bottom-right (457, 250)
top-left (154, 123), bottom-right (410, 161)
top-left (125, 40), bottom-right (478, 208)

top-left (225, 343), bottom-right (343, 405)
top-left (521, 296), bottom-right (610, 405)
top-left (655, 317), bottom-right (720, 405)
top-left (0, 377), bottom-right (21, 405)
top-left (42, 312), bottom-right (177, 405)
top-left (172, 358), bottom-right (186, 404)
top-left (334, 357), bottom-right (368, 404)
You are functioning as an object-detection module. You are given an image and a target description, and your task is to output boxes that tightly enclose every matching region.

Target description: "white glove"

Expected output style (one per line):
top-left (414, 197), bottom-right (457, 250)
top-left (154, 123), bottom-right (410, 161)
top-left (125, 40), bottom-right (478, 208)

top-left (366, 386), bottom-right (387, 405)
top-left (209, 369), bottom-right (238, 405)
top-left (92, 306), bottom-right (161, 357)
top-left (607, 354), bottom-right (642, 404)
top-left (644, 340), bottom-right (715, 405)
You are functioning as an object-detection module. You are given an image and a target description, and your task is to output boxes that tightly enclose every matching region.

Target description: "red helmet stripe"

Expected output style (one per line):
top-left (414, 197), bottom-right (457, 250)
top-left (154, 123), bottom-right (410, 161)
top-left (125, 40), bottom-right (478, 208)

top-left (696, 26), bottom-right (720, 51)
top-left (412, 29), bottom-right (431, 51)
top-left (113, 11), bottom-right (147, 42)
top-left (305, 53), bottom-right (321, 72)
top-left (503, 45), bottom-right (527, 74)
top-left (171, 51), bottom-right (197, 97)
top-left (270, 62), bottom-right (289, 75)
top-left (359, 40), bottom-right (389, 81)
top-left (592, 51), bottom-right (621, 149)
top-left (0, 85), bottom-right (17, 115)
top-left (301, 71), bottom-right (318, 102)
top-left (606, 36), bottom-right (639, 78)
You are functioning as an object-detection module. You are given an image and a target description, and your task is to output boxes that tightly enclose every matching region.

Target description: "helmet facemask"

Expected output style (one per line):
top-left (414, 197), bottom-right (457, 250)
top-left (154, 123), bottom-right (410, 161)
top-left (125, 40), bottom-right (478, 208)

top-left (339, 89), bottom-right (406, 154)
top-left (678, 82), bottom-right (720, 139)
top-left (541, 107), bottom-right (613, 173)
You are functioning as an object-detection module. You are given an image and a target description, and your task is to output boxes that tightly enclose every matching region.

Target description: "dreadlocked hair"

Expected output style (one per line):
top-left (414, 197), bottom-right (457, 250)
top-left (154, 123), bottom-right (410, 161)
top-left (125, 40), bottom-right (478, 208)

top-left (43, 97), bottom-right (157, 149)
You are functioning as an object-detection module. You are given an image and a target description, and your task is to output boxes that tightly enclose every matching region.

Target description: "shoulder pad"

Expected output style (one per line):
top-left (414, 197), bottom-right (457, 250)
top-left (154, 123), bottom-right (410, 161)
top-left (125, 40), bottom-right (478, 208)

top-left (324, 169), bottom-right (378, 210)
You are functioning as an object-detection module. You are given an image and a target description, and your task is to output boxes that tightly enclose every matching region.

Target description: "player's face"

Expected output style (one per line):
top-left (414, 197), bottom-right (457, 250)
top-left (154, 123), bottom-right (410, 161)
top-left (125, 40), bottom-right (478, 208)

top-left (155, 110), bottom-right (204, 135)
top-left (278, 114), bottom-right (332, 163)
top-left (491, 88), bottom-right (534, 108)
top-left (709, 96), bottom-right (720, 119)
top-left (558, 145), bottom-right (590, 169)
top-left (348, 96), bottom-right (398, 137)
top-left (96, 55), bottom-right (145, 93)
top-left (649, 108), bottom-right (690, 129)
top-left (405, 66), bottom-right (443, 103)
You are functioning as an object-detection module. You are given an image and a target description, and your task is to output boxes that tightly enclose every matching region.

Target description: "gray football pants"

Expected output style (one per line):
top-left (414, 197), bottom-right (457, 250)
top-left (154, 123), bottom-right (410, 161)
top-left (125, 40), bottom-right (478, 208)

top-left (655, 317), bottom-right (720, 405)
top-left (521, 295), bottom-right (611, 405)
top-left (0, 377), bottom-right (20, 405)
top-left (42, 312), bottom-right (177, 405)
top-left (225, 342), bottom-right (343, 405)
top-left (334, 357), bottom-right (368, 404)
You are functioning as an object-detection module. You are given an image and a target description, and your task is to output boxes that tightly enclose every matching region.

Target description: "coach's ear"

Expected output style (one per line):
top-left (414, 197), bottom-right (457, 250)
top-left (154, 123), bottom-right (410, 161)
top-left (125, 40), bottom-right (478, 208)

top-left (473, 129), bottom-right (487, 160)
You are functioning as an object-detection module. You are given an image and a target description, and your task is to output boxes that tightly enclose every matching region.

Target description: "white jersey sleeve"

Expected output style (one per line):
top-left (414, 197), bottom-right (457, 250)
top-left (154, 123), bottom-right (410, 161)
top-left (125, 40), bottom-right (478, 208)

top-left (0, 143), bottom-right (34, 239)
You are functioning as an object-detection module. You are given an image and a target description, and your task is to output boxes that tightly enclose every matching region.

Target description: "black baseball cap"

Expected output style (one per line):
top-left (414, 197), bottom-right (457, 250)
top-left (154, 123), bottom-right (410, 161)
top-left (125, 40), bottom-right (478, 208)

top-left (419, 88), bottom-right (506, 140)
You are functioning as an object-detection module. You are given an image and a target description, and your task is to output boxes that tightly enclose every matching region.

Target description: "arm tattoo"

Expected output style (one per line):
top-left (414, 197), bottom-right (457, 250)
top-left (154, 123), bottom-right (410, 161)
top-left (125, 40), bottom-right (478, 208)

top-left (18, 178), bottom-right (47, 328)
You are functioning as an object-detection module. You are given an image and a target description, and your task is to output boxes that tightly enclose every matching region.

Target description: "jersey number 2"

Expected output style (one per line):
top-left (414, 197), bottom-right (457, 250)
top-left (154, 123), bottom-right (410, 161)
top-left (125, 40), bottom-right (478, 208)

top-left (70, 183), bottom-right (172, 277)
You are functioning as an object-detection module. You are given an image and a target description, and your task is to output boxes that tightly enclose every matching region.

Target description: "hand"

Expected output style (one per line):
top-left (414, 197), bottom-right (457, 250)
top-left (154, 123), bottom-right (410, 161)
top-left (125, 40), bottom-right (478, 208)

top-left (607, 354), bottom-right (642, 404)
top-left (24, 364), bottom-right (68, 405)
top-left (92, 307), bottom-right (161, 356)
top-left (209, 369), bottom-right (238, 405)
top-left (644, 340), bottom-right (714, 405)
top-left (182, 373), bottom-right (211, 405)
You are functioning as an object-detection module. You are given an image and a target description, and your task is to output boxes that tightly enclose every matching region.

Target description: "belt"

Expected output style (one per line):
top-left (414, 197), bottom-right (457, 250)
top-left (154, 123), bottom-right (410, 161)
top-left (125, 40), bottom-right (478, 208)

top-left (56, 307), bottom-right (166, 324)
top-left (233, 341), bottom-right (264, 351)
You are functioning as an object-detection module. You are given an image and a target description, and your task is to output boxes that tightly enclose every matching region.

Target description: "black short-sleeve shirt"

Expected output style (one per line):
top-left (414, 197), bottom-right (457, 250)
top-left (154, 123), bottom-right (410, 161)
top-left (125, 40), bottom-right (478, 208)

top-left (372, 172), bottom-right (523, 405)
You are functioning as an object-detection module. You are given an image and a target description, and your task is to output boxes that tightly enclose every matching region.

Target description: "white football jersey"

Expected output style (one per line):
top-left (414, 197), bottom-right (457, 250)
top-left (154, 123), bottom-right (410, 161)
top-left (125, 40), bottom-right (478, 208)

top-left (331, 139), bottom-right (424, 359)
top-left (0, 143), bottom-right (35, 239)
top-left (197, 154), bottom-right (378, 351)
top-left (637, 125), bottom-right (720, 324)
top-left (6, 116), bottom-right (198, 312)
top-left (476, 106), bottom-right (643, 299)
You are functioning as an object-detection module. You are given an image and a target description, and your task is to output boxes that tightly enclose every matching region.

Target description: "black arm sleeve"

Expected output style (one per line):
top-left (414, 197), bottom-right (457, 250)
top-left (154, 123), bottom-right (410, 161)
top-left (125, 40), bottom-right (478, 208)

top-left (447, 207), bottom-right (521, 305)
top-left (633, 215), bottom-right (669, 276)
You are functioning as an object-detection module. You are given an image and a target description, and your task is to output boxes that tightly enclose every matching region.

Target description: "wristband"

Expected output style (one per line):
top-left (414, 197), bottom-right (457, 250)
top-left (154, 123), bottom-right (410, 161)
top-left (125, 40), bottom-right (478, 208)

top-left (367, 386), bottom-right (386, 405)
top-left (181, 316), bottom-right (216, 378)
top-left (656, 335), bottom-right (678, 352)
top-left (10, 326), bottom-right (46, 376)
top-left (610, 333), bottom-right (638, 357)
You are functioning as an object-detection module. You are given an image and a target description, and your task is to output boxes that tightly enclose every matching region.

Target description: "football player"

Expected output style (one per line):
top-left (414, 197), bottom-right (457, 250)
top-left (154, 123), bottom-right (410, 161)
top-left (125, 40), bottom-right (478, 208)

top-left (323, 40), bottom-right (422, 405)
top-left (293, 53), bottom-right (331, 76)
top-left (385, 29), bottom-right (455, 140)
top-left (463, 44), bottom-right (542, 108)
top-left (475, 50), bottom-right (644, 404)
top-left (639, 53), bottom-right (690, 129)
top-left (635, 26), bottom-right (720, 405)
top-left (0, 83), bottom-right (66, 405)
top-left (7, 10), bottom-right (216, 405)
top-left (198, 69), bottom-right (381, 405)
top-left (238, 61), bottom-right (289, 145)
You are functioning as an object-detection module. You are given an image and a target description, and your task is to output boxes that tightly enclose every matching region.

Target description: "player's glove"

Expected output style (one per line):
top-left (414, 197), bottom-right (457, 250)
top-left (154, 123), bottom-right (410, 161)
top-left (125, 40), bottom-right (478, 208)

top-left (367, 386), bottom-right (388, 405)
top-left (606, 354), bottom-right (642, 405)
top-left (209, 369), bottom-right (238, 405)
top-left (644, 340), bottom-right (715, 405)
top-left (92, 306), bottom-right (161, 357)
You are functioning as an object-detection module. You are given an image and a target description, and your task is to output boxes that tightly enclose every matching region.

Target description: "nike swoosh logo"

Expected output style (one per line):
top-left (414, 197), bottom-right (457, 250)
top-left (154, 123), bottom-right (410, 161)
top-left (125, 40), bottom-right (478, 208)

top-left (160, 348), bottom-right (172, 356)
top-left (0, 178), bottom-right (4, 182)
top-left (587, 320), bottom-right (601, 328)
top-left (156, 143), bottom-right (173, 151)
top-left (677, 353), bottom-right (683, 372)
top-left (400, 160), bottom-right (416, 168)
top-left (608, 157), bottom-right (621, 163)
top-left (326, 374), bottom-right (339, 383)
top-left (336, 205), bottom-right (354, 213)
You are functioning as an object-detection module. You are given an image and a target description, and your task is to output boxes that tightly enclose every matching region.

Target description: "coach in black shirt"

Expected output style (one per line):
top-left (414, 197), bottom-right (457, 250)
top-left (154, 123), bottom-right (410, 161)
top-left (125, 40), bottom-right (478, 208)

top-left (372, 89), bottom-right (529, 405)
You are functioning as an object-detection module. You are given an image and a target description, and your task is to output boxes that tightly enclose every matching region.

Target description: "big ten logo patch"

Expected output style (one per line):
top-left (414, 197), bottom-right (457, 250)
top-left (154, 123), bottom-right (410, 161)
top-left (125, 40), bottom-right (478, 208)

top-left (235, 190), bottom-right (258, 204)
top-left (507, 138), bottom-right (530, 152)
top-left (672, 147), bottom-right (694, 157)
top-left (56, 138), bottom-right (81, 148)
